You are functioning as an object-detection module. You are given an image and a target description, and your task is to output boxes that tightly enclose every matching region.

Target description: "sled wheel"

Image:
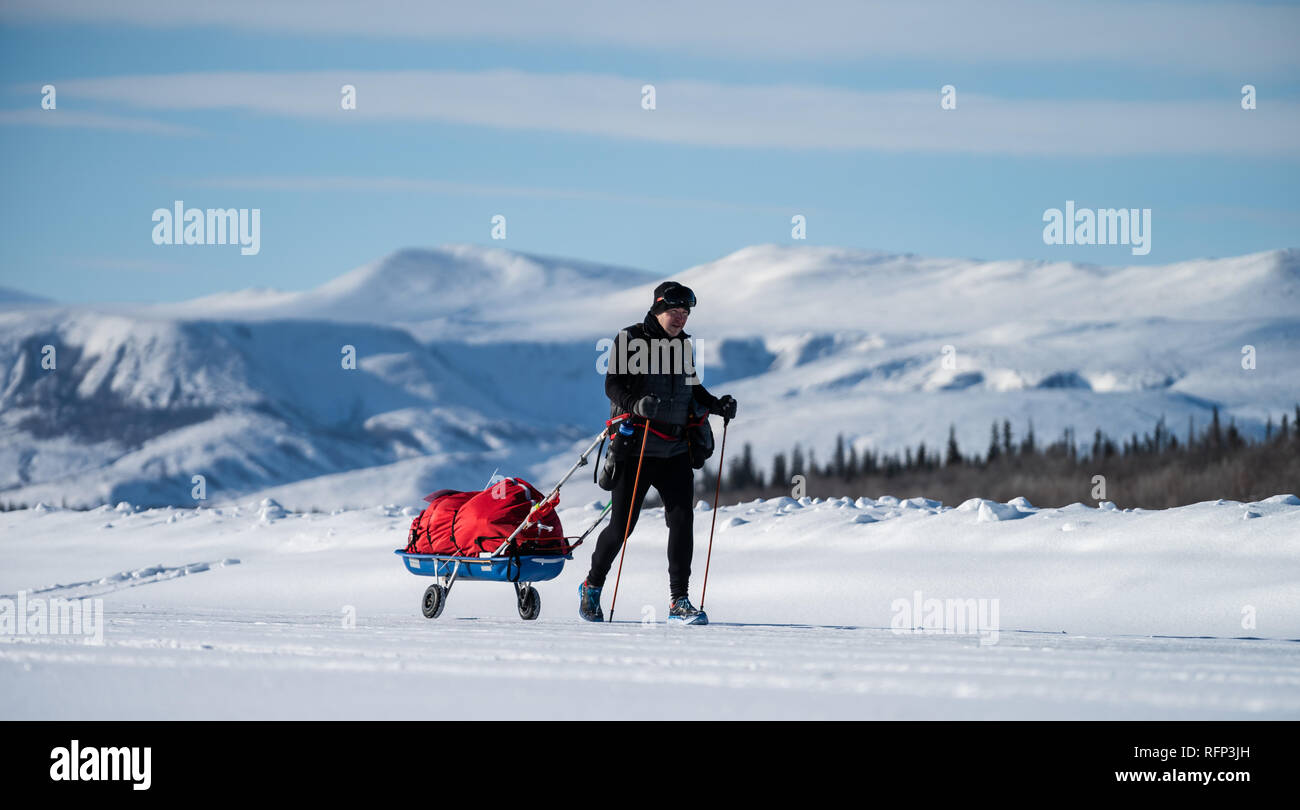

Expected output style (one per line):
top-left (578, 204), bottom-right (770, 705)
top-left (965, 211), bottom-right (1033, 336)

top-left (421, 584), bottom-right (446, 619)
top-left (518, 585), bottom-right (541, 621)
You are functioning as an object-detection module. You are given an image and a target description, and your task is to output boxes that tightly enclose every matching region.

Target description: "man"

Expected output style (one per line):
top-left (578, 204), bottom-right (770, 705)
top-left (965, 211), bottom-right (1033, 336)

top-left (579, 281), bottom-right (738, 625)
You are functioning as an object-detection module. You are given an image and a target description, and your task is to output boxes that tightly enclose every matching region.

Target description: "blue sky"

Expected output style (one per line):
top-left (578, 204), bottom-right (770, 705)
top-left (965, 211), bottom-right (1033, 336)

top-left (1, 0), bottom-right (1298, 303)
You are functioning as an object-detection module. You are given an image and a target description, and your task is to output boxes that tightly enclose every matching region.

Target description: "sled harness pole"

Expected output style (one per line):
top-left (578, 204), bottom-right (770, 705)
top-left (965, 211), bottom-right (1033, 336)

top-left (567, 501), bottom-right (612, 551)
top-left (491, 421), bottom-right (621, 558)
top-left (700, 415), bottom-right (730, 610)
top-left (608, 416), bottom-right (650, 623)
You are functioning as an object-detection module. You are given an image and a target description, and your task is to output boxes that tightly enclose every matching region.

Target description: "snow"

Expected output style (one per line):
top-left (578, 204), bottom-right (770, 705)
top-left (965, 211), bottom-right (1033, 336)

top-left (1, 242), bottom-right (1296, 718)
top-left (1, 244), bottom-right (1297, 508)
top-left (2, 494), bottom-right (1297, 720)
top-left (147, 244), bottom-right (656, 341)
top-left (975, 499), bottom-right (1032, 521)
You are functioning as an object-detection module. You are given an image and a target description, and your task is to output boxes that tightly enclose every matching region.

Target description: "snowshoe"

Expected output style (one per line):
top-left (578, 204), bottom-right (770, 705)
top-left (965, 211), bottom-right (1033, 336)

top-left (667, 596), bottom-right (708, 625)
top-left (578, 579), bottom-right (604, 622)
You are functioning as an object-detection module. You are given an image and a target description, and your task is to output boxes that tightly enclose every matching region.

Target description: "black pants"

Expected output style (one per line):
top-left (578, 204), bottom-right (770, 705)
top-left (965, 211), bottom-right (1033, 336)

top-left (586, 450), bottom-right (694, 600)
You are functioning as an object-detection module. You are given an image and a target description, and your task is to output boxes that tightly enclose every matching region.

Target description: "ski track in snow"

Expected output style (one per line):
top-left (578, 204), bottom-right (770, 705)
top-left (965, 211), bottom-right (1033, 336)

top-left (3, 559), bottom-right (240, 600)
top-left (2, 609), bottom-right (1297, 720)
top-left (1, 494), bottom-right (1298, 719)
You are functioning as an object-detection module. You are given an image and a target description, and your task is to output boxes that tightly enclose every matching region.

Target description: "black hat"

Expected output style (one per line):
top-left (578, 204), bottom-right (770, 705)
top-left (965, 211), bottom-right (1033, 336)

top-left (651, 281), bottom-right (696, 314)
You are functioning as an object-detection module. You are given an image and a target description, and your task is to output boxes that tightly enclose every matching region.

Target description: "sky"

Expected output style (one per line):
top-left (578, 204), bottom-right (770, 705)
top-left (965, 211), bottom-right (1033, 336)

top-left (1, 0), bottom-right (1298, 303)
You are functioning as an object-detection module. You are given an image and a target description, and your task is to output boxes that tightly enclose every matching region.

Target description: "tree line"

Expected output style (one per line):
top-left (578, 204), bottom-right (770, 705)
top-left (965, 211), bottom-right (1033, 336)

top-left (695, 405), bottom-right (1300, 510)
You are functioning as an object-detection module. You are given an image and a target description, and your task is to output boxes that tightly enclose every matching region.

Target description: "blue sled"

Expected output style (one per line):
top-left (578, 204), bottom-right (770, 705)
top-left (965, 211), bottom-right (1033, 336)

top-left (394, 550), bottom-right (571, 583)
top-left (395, 550), bottom-right (572, 621)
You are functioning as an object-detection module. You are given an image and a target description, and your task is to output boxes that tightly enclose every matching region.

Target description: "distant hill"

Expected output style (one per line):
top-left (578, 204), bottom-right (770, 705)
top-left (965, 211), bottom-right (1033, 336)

top-left (1, 244), bottom-right (1296, 508)
top-left (150, 244), bottom-right (657, 340)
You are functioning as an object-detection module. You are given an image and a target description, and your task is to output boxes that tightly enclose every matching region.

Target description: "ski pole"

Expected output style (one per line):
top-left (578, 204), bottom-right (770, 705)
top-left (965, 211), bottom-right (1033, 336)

top-left (700, 416), bottom-right (729, 610)
top-left (608, 419), bottom-right (650, 623)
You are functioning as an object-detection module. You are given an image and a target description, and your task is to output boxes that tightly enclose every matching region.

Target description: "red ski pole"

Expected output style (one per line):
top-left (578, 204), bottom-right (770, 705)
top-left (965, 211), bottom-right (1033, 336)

top-left (608, 419), bottom-right (650, 623)
top-left (700, 416), bottom-right (729, 610)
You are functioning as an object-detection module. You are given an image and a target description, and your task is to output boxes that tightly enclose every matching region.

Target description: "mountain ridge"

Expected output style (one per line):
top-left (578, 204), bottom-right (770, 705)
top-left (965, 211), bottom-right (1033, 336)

top-left (1, 244), bottom-right (1296, 508)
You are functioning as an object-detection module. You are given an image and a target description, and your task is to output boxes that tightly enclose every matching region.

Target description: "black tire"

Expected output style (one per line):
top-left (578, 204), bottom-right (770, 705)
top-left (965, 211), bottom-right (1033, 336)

top-left (421, 584), bottom-right (446, 619)
top-left (518, 585), bottom-right (541, 620)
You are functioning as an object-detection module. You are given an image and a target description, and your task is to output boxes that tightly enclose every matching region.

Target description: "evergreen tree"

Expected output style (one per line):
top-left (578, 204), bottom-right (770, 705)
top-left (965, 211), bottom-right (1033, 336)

top-left (727, 442), bottom-right (757, 489)
top-left (771, 452), bottom-right (788, 490)
top-left (1002, 420), bottom-right (1013, 456)
top-left (696, 466), bottom-right (717, 496)
top-left (728, 455), bottom-right (746, 490)
top-left (987, 422), bottom-right (1001, 464)
top-left (946, 424), bottom-right (962, 466)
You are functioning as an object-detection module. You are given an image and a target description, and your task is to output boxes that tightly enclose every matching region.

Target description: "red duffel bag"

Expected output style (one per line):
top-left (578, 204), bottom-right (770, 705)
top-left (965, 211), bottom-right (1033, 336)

top-left (404, 478), bottom-right (566, 556)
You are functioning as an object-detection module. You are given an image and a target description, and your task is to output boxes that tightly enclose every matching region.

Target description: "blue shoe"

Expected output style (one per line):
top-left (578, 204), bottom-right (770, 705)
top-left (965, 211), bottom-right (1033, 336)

top-left (668, 596), bottom-right (708, 625)
top-left (578, 579), bottom-right (604, 622)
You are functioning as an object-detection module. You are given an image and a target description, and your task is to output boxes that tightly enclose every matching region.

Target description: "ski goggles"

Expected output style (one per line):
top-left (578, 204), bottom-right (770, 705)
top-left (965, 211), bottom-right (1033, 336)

top-left (656, 286), bottom-right (696, 311)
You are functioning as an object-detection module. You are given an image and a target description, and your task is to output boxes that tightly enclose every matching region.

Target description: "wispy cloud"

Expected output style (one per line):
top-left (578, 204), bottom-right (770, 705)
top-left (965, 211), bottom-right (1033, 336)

top-left (68, 257), bottom-right (190, 273)
top-left (1175, 205), bottom-right (1300, 228)
top-left (4, 0), bottom-right (1297, 74)
top-left (195, 175), bottom-right (801, 214)
top-left (0, 109), bottom-right (199, 135)
top-left (34, 70), bottom-right (1300, 155)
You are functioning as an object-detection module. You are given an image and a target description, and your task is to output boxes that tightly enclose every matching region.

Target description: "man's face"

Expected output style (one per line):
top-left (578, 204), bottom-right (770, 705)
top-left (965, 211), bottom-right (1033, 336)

top-left (656, 307), bottom-right (689, 336)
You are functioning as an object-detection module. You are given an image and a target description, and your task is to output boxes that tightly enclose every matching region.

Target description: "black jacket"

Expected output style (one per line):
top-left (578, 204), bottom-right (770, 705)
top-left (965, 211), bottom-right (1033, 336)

top-left (605, 311), bottom-right (720, 458)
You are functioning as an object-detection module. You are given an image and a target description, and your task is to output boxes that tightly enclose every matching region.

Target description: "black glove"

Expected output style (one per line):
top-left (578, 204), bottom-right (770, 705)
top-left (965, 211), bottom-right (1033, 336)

top-left (633, 394), bottom-right (660, 419)
top-left (716, 395), bottom-right (737, 420)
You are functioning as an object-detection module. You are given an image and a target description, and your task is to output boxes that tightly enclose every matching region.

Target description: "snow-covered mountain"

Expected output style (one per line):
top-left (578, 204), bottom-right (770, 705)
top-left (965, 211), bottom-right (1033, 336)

top-left (658, 245), bottom-right (1300, 336)
top-left (151, 244), bottom-right (657, 341)
top-left (0, 310), bottom-right (577, 507)
top-left (1, 243), bottom-right (1296, 508)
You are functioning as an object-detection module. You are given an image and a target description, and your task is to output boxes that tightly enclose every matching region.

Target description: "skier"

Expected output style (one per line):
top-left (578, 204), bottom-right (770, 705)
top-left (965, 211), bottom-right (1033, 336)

top-left (579, 281), bottom-right (738, 625)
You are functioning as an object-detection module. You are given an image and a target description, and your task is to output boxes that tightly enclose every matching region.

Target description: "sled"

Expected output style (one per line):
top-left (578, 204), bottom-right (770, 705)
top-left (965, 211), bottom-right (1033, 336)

top-left (393, 418), bottom-right (623, 621)
top-left (394, 550), bottom-right (574, 620)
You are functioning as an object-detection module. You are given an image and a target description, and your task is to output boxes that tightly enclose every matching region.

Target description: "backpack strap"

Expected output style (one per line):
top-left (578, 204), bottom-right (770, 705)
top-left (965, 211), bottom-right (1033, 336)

top-left (405, 517), bottom-right (419, 553)
top-left (506, 546), bottom-right (522, 582)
